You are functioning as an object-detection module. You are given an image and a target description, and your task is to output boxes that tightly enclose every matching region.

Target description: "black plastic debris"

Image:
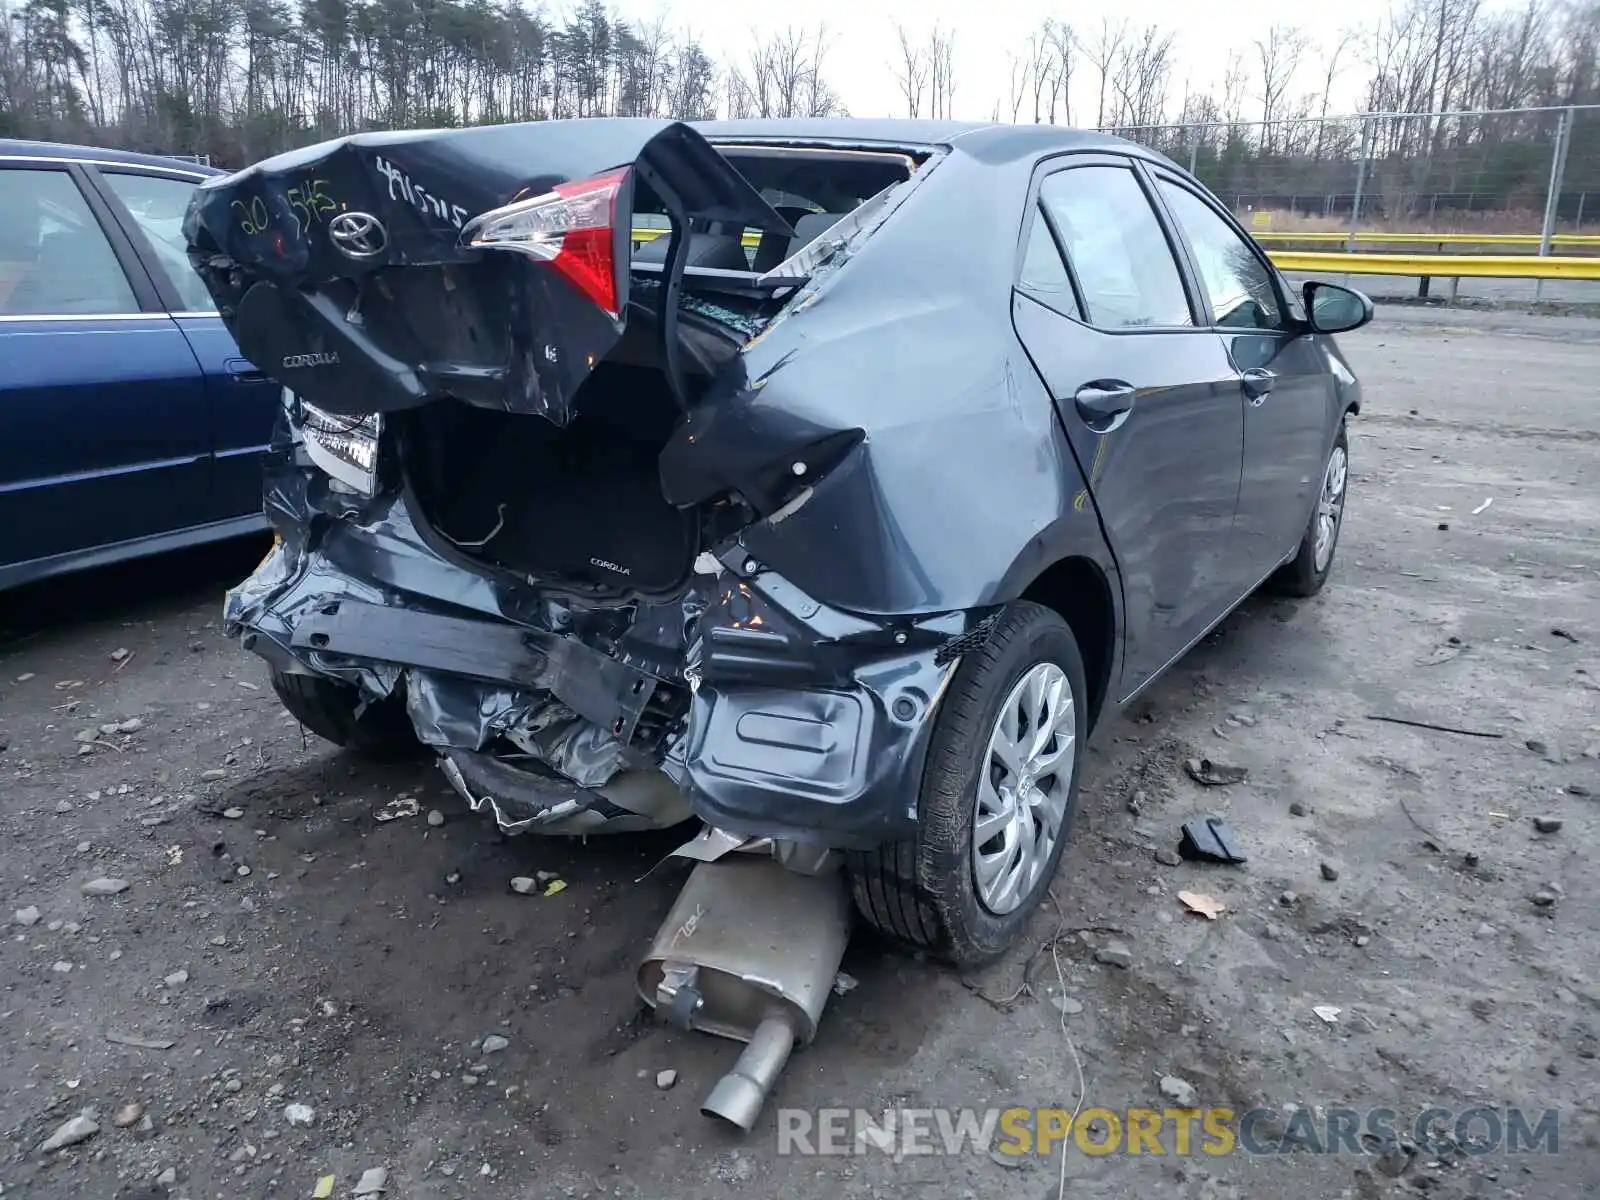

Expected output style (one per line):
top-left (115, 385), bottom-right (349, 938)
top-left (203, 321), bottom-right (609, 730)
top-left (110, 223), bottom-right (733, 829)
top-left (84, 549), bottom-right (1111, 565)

top-left (1179, 817), bottom-right (1248, 864)
top-left (1183, 757), bottom-right (1249, 787)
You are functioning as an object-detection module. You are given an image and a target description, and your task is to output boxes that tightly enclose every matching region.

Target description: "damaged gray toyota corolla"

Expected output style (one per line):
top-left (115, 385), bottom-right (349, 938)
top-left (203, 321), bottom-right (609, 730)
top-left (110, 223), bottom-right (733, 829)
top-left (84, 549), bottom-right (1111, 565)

top-left (188, 117), bottom-right (1369, 967)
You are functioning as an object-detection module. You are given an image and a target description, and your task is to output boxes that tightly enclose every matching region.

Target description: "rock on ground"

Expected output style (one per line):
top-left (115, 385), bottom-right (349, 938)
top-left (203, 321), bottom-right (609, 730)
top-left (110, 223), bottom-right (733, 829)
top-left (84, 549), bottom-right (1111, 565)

top-left (1159, 1075), bottom-right (1199, 1106)
top-left (1094, 942), bottom-right (1134, 968)
top-left (39, 1115), bottom-right (99, 1152)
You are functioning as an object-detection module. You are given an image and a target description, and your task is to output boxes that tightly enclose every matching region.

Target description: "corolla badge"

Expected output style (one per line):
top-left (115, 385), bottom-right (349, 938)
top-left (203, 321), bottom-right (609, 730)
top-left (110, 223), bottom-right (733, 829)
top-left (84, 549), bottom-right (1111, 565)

top-left (282, 352), bottom-right (339, 369)
top-left (328, 211), bottom-right (387, 259)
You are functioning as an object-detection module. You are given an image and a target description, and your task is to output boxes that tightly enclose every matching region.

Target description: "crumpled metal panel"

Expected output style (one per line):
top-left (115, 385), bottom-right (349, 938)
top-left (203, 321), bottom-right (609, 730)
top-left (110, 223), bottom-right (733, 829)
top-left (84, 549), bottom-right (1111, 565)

top-left (402, 669), bottom-right (538, 751)
top-left (184, 120), bottom-right (791, 426)
top-left (501, 706), bottom-right (624, 790)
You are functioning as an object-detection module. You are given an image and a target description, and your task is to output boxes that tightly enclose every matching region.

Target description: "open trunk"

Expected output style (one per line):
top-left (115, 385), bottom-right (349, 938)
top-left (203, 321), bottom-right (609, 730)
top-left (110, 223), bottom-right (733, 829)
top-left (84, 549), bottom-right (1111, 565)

top-left (400, 362), bottom-right (698, 594)
top-left (189, 120), bottom-right (922, 594)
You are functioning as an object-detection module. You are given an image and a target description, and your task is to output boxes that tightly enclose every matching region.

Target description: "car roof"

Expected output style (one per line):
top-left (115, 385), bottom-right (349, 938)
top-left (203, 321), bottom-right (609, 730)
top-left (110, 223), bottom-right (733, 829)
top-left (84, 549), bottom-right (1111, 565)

top-left (694, 118), bottom-right (1156, 163)
top-left (0, 138), bottom-right (219, 175)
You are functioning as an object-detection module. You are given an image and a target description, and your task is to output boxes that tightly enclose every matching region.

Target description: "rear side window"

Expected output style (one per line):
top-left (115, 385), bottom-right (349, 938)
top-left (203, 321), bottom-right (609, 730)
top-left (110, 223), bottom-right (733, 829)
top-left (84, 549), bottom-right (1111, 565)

top-left (0, 168), bottom-right (139, 317)
top-left (1038, 166), bottom-right (1191, 329)
top-left (102, 171), bottom-right (214, 312)
top-left (1157, 180), bottom-right (1283, 330)
top-left (1018, 209), bottom-right (1075, 308)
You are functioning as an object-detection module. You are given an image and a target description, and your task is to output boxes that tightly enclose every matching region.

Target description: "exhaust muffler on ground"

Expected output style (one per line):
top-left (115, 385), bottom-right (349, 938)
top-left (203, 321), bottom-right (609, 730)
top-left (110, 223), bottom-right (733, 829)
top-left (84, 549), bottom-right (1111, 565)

top-left (637, 854), bottom-right (851, 1131)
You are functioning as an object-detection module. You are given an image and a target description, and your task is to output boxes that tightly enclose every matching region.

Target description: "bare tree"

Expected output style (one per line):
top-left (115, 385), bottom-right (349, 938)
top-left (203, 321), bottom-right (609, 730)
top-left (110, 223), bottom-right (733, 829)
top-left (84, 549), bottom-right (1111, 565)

top-left (1254, 23), bottom-right (1308, 153)
top-left (1004, 48), bottom-right (1026, 122)
top-left (736, 24), bottom-right (841, 119)
top-left (1082, 16), bottom-right (1129, 127)
top-left (928, 22), bottom-right (956, 119)
top-left (1220, 50), bottom-right (1248, 123)
top-left (1046, 18), bottom-right (1074, 123)
top-left (1312, 31), bottom-right (1354, 159)
top-left (891, 19), bottom-right (926, 118)
top-left (1110, 24), bottom-right (1174, 129)
top-left (1025, 26), bottom-right (1051, 123)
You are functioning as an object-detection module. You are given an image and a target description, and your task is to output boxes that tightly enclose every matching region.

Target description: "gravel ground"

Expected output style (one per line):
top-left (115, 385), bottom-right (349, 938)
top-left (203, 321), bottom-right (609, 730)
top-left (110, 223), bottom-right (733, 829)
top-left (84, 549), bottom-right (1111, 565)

top-left (2, 304), bottom-right (1598, 1200)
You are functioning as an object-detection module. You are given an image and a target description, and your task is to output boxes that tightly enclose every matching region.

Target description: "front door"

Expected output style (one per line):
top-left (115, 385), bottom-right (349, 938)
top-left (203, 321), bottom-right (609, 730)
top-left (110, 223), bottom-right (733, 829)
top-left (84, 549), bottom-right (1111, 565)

top-left (0, 163), bottom-right (211, 583)
top-left (1010, 159), bottom-right (1245, 694)
top-left (1149, 173), bottom-right (1337, 576)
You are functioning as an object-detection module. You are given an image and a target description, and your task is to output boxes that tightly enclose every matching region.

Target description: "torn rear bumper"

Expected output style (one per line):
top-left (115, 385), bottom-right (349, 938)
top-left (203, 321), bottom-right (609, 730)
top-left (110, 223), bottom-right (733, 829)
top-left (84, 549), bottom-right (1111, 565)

top-left (228, 452), bottom-right (979, 849)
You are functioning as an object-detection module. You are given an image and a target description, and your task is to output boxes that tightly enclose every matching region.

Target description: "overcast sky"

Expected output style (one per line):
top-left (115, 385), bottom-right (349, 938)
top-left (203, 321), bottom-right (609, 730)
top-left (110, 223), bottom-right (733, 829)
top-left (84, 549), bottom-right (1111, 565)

top-left (613, 0), bottom-right (1391, 124)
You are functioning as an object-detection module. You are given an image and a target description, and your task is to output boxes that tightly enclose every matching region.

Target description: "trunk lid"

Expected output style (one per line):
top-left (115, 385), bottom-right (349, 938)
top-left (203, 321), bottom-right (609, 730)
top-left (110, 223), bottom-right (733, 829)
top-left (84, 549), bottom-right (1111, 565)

top-left (184, 120), bottom-right (791, 424)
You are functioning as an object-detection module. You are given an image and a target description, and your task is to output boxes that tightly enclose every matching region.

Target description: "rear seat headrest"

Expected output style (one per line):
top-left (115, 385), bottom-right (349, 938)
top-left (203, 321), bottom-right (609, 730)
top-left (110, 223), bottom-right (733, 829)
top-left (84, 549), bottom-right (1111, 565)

top-left (788, 212), bottom-right (846, 256)
top-left (632, 232), bottom-right (749, 272)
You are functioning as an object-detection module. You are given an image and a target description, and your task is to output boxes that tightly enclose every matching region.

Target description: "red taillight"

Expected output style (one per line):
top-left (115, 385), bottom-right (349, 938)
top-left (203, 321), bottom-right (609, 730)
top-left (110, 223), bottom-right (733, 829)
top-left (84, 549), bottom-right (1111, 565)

top-left (461, 168), bottom-right (626, 317)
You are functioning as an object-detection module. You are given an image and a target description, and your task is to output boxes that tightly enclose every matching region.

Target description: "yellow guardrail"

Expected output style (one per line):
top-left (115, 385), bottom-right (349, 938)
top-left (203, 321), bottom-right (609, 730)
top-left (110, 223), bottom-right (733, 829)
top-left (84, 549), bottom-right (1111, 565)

top-left (1252, 231), bottom-right (1600, 247)
top-left (1266, 250), bottom-right (1600, 279)
top-left (634, 227), bottom-right (761, 246)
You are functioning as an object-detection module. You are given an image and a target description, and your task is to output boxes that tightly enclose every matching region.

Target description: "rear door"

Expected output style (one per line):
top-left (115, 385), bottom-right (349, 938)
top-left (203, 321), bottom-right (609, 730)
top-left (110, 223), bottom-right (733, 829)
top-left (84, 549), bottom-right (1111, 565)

top-left (92, 166), bottom-right (280, 524)
top-left (1010, 155), bottom-right (1245, 694)
top-left (0, 160), bottom-right (211, 583)
top-left (1147, 170), bottom-right (1336, 577)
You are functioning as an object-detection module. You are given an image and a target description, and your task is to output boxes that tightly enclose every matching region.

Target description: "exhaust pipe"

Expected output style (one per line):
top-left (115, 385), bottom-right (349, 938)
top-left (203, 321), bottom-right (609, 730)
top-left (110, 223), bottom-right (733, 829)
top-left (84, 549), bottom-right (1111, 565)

top-left (638, 855), bottom-right (851, 1131)
top-left (701, 1009), bottom-right (796, 1130)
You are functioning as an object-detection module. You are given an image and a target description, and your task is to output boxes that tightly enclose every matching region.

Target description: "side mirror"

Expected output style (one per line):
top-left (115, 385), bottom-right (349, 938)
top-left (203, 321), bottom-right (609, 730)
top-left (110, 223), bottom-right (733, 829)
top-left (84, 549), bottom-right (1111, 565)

top-left (1303, 281), bottom-right (1374, 334)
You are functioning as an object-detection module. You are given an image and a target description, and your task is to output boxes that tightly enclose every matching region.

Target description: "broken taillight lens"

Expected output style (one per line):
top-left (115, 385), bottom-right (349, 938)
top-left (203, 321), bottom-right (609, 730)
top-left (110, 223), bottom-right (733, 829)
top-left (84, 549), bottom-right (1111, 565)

top-left (288, 388), bottom-right (381, 496)
top-left (461, 169), bottom-right (627, 317)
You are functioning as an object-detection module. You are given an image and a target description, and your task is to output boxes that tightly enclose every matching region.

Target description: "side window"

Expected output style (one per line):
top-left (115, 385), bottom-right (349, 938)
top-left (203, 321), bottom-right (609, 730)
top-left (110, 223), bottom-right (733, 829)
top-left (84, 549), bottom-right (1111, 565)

top-left (1157, 181), bottom-right (1283, 330)
top-left (101, 171), bottom-right (215, 312)
top-left (0, 168), bottom-right (139, 316)
top-left (1038, 166), bottom-right (1191, 329)
top-left (1017, 205), bottom-right (1076, 311)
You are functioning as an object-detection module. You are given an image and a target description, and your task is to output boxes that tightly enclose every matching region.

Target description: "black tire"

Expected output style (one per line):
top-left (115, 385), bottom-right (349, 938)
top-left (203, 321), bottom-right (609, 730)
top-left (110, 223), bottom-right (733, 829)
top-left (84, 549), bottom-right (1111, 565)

top-left (847, 601), bottom-right (1088, 969)
top-left (1276, 421), bottom-right (1349, 598)
top-left (269, 669), bottom-right (419, 759)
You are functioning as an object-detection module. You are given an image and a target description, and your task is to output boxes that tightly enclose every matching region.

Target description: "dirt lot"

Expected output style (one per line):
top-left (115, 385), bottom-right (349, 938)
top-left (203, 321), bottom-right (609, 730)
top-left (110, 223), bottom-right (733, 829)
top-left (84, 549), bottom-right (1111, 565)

top-left (3, 304), bottom-right (1598, 1200)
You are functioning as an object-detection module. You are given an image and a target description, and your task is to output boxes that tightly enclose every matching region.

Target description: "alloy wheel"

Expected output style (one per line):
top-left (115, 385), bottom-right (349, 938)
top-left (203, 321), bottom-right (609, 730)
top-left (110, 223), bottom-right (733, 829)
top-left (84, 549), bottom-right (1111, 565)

top-left (1313, 443), bottom-right (1348, 573)
top-left (971, 661), bottom-right (1076, 915)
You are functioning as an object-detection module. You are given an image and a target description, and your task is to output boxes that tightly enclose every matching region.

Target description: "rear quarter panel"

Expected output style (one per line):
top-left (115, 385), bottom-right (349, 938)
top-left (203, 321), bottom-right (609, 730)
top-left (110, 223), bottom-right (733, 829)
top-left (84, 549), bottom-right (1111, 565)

top-left (706, 149), bottom-right (1116, 617)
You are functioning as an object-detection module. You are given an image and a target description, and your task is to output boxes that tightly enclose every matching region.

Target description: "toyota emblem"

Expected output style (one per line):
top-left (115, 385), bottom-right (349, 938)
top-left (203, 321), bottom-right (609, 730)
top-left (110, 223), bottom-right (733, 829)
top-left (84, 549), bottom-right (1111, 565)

top-left (328, 211), bottom-right (387, 260)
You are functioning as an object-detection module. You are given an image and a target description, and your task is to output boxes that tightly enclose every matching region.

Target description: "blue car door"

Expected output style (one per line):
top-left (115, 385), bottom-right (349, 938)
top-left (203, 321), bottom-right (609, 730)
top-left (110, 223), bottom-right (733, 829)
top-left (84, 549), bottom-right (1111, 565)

top-left (92, 166), bottom-right (280, 523)
top-left (0, 160), bottom-right (212, 586)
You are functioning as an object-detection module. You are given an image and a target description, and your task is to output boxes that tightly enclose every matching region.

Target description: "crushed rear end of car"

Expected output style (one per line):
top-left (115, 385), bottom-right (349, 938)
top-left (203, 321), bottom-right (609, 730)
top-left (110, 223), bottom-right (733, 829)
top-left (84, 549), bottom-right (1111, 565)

top-left (190, 119), bottom-right (989, 849)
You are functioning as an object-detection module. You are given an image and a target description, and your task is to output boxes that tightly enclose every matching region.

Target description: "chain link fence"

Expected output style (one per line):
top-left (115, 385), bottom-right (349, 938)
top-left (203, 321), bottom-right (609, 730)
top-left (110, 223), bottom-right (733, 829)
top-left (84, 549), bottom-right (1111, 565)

top-left (1104, 106), bottom-right (1600, 236)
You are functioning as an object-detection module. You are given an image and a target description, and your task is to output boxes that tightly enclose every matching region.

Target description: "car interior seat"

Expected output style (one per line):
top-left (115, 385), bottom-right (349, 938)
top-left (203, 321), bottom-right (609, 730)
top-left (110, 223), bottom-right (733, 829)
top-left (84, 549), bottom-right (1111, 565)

top-left (751, 206), bottom-right (814, 273)
top-left (632, 231), bottom-right (750, 272)
top-left (787, 212), bottom-right (847, 257)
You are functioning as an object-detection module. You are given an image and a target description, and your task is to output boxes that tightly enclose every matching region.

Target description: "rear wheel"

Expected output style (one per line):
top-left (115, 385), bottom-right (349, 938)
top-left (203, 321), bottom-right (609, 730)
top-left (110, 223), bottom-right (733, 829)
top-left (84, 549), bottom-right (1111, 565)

top-left (270, 669), bottom-right (418, 759)
top-left (848, 602), bottom-right (1087, 969)
top-left (1277, 422), bottom-right (1349, 598)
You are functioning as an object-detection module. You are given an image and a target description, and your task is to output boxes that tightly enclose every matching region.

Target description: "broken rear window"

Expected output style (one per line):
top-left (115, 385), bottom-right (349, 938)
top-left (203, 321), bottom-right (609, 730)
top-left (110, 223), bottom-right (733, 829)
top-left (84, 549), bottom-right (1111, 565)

top-left (631, 146), bottom-right (922, 272)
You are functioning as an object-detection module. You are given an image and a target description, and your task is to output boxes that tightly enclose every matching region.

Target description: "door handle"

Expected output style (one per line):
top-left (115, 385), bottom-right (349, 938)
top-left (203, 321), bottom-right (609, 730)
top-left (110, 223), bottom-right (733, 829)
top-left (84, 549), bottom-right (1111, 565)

top-left (1241, 367), bottom-right (1276, 402)
top-left (1074, 381), bottom-right (1136, 430)
top-left (224, 356), bottom-right (268, 385)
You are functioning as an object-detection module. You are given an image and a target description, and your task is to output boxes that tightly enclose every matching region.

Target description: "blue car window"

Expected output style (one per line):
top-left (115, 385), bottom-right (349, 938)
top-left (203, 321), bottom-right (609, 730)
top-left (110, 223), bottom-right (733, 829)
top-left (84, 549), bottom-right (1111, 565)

top-left (102, 171), bottom-right (214, 313)
top-left (0, 169), bottom-right (139, 317)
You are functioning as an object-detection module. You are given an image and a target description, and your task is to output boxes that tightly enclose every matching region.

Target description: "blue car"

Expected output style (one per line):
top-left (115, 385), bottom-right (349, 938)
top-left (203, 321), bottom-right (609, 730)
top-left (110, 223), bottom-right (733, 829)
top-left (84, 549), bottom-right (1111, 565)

top-left (0, 140), bottom-right (278, 589)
